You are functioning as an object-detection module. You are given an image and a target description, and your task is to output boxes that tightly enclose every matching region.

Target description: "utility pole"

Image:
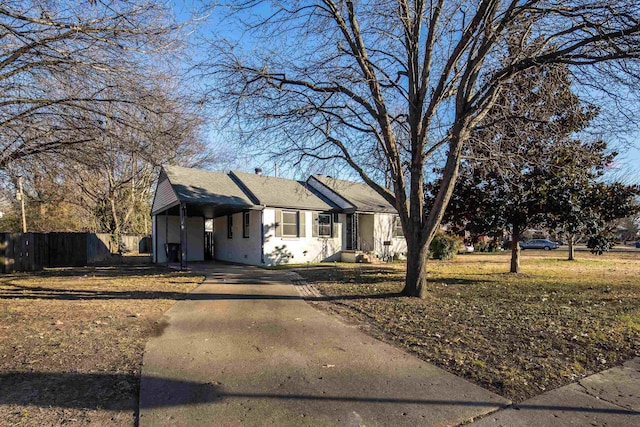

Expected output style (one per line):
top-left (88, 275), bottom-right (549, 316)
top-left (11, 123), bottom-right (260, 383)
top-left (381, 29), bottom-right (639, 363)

top-left (17, 176), bottom-right (26, 233)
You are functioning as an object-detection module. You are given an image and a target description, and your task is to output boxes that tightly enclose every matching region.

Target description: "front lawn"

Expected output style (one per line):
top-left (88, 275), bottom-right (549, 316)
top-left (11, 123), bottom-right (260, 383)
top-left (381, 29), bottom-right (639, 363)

top-left (0, 266), bottom-right (203, 426)
top-left (293, 251), bottom-right (640, 402)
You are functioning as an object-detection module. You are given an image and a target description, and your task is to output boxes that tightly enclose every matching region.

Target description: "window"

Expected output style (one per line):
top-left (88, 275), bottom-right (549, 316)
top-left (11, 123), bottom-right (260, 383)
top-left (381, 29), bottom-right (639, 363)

top-left (281, 211), bottom-right (298, 237)
top-left (318, 213), bottom-right (332, 237)
top-left (227, 215), bottom-right (233, 239)
top-left (243, 212), bottom-right (250, 238)
top-left (394, 216), bottom-right (404, 238)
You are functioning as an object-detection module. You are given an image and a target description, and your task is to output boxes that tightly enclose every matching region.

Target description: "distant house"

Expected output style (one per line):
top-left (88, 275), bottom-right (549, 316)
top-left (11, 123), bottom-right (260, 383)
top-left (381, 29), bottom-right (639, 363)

top-left (151, 166), bottom-right (406, 267)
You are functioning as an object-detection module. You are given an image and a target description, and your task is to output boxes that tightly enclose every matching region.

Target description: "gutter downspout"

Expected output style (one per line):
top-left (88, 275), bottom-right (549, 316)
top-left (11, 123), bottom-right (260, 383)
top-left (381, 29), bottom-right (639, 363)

top-left (180, 202), bottom-right (188, 270)
top-left (165, 210), bottom-right (168, 267)
top-left (260, 205), bottom-right (266, 264)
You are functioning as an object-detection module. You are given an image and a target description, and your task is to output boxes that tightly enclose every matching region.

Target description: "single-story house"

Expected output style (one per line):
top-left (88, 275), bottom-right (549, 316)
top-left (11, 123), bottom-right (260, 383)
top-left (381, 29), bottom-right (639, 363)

top-left (151, 165), bottom-right (406, 268)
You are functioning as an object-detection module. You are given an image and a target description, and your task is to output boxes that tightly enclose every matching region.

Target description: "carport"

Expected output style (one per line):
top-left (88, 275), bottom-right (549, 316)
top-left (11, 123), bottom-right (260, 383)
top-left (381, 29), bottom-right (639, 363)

top-left (151, 166), bottom-right (259, 269)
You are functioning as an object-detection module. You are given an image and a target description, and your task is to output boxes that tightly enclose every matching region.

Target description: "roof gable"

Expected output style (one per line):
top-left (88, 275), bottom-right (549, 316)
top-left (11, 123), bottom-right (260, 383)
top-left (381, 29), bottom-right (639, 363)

top-left (306, 176), bottom-right (355, 211)
top-left (310, 174), bottom-right (397, 214)
top-left (151, 170), bottom-right (180, 215)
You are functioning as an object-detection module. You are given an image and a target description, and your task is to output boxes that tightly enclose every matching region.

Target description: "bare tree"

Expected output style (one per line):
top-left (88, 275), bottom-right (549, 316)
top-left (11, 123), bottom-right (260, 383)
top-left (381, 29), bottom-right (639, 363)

top-left (0, 0), bottom-right (182, 169)
top-left (0, 77), bottom-right (214, 239)
top-left (201, 1), bottom-right (640, 297)
top-left (65, 81), bottom-right (214, 243)
top-left (0, 166), bottom-right (89, 232)
top-left (0, 1), bottom-right (218, 240)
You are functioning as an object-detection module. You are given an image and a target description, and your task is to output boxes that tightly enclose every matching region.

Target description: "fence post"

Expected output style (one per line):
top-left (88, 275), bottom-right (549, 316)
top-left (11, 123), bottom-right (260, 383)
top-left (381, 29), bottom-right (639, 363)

top-left (0, 233), bottom-right (7, 273)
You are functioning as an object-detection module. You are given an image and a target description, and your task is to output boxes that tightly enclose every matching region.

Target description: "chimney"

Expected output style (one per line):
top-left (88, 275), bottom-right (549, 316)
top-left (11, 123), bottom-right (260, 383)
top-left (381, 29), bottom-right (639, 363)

top-left (255, 167), bottom-right (263, 175)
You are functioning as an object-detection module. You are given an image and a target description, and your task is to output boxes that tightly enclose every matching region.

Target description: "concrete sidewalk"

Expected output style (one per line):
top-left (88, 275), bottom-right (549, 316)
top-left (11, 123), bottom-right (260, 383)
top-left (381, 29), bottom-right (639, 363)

top-left (139, 263), bottom-right (509, 426)
top-left (139, 263), bottom-right (639, 426)
top-left (469, 358), bottom-right (640, 426)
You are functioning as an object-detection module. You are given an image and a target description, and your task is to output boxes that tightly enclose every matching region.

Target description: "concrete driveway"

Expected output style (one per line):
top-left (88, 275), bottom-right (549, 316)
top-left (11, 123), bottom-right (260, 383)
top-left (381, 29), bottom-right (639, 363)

top-left (139, 263), bottom-right (509, 426)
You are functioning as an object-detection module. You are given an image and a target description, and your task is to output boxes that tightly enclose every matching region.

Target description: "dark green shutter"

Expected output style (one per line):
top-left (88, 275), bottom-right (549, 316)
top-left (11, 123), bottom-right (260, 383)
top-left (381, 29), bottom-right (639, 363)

top-left (311, 212), bottom-right (318, 237)
top-left (274, 209), bottom-right (282, 237)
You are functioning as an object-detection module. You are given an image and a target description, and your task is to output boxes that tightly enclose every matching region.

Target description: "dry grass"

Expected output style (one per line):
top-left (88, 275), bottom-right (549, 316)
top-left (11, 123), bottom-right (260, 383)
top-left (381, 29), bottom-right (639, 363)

top-left (0, 265), bottom-right (203, 426)
top-left (293, 251), bottom-right (640, 402)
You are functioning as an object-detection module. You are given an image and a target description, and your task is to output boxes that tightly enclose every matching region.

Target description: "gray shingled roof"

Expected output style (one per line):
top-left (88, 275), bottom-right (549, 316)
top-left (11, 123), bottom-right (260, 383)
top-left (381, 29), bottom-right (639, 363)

top-left (164, 165), bottom-right (256, 208)
top-left (157, 166), bottom-right (388, 215)
top-left (231, 171), bottom-right (337, 211)
top-left (311, 175), bottom-right (397, 213)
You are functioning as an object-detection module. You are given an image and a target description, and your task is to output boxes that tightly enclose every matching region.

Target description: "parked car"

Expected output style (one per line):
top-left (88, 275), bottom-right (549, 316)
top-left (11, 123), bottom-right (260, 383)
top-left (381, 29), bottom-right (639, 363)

top-left (519, 239), bottom-right (560, 250)
top-left (460, 243), bottom-right (474, 253)
top-left (636, 240), bottom-right (640, 249)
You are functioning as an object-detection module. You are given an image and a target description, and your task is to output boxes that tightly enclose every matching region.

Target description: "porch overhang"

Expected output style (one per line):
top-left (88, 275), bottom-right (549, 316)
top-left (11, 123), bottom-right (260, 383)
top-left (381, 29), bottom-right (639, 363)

top-left (153, 201), bottom-right (262, 219)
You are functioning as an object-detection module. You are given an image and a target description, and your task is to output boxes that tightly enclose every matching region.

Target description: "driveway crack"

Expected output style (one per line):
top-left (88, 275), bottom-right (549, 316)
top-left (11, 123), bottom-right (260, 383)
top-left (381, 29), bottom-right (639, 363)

top-left (575, 380), bottom-right (637, 412)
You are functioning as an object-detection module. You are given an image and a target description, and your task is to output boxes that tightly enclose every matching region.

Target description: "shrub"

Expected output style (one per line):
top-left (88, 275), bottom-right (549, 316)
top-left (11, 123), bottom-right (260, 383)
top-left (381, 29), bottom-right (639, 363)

top-left (430, 233), bottom-right (462, 260)
top-left (477, 240), bottom-right (499, 252)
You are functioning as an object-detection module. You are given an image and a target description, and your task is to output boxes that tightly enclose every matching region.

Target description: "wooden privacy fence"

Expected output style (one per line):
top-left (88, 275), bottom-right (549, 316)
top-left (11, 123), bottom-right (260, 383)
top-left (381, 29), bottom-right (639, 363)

top-left (0, 232), bottom-right (151, 273)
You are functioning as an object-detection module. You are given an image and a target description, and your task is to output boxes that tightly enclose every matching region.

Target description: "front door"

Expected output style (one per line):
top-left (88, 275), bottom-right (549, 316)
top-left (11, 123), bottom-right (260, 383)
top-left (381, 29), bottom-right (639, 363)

top-left (204, 231), bottom-right (214, 260)
top-left (346, 213), bottom-right (358, 250)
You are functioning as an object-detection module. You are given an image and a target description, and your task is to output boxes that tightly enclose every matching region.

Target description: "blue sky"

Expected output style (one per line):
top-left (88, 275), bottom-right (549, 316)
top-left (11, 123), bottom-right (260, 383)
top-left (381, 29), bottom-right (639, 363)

top-left (611, 145), bottom-right (640, 184)
top-left (174, 1), bottom-right (640, 185)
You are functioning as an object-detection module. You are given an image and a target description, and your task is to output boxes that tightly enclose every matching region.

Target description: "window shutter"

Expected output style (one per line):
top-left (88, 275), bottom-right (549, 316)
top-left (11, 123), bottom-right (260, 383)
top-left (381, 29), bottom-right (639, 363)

top-left (332, 217), bottom-right (339, 239)
top-left (299, 211), bottom-right (306, 237)
top-left (393, 215), bottom-right (398, 237)
top-left (274, 209), bottom-right (282, 237)
top-left (394, 215), bottom-right (404, 238)
top-left (311, 212), bottom-right (318, 237)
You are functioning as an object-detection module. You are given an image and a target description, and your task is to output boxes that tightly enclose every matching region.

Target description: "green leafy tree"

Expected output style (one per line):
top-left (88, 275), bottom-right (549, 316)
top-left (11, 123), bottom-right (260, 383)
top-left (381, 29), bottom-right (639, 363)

top-left (438, 61), bottom-right (596, 272)
top-left (547, 179), bottom-right (640, 259)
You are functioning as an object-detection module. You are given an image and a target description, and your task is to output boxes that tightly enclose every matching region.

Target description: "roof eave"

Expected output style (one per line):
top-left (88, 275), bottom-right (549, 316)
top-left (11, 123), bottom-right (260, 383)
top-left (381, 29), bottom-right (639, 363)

top-left (267, 204), bottom-right (338, 212)
top-left (151, 200), bottom-right (180, 216)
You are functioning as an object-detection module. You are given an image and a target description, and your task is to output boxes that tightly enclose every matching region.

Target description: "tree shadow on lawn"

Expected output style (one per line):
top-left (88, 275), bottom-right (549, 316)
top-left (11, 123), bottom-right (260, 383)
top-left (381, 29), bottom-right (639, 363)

top-left (0, 371), bottom-right (138, 412)
top-left (0, 281), bottom-right (402, 302)
top-left (432, 277), bottom-right (502, 287)
top-left (0, 372), bottom-right (635, 416)
top-left (0, 265), bottom-right (189, 285)
top-left (295, 266), bottom-right (511, 287)
top-left (35, 265), bottom-right (178, 278)
top-left (292, 264), bottom-right (405, 282)
top-left (331, 276), bottom-right (405, 285)
top-left (298, 273), bottom-right (502, 288)
top-left (0, 283), bottom-right (194, 301)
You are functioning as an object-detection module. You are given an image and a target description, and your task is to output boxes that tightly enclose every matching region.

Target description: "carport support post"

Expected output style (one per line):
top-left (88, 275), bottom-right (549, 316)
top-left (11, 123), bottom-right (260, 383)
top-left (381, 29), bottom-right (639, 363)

top-left (165, 210), bottom-right (168, 267)
top-left (180, 202), bottom-right (187, 270)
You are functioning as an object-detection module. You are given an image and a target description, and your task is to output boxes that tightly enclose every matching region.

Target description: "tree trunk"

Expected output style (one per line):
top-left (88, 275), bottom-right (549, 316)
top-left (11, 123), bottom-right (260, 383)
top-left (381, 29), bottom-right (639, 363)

top-left (568, 237), bottom-right (575, 261)
top-left (400, 126), bottom-right (466, 298)
top-left (510, 223), bottom-right (521, 273)
top-left (402, 237), bottom-right (431, 298)
top-left (109, 195), bottom-right (122, 255)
